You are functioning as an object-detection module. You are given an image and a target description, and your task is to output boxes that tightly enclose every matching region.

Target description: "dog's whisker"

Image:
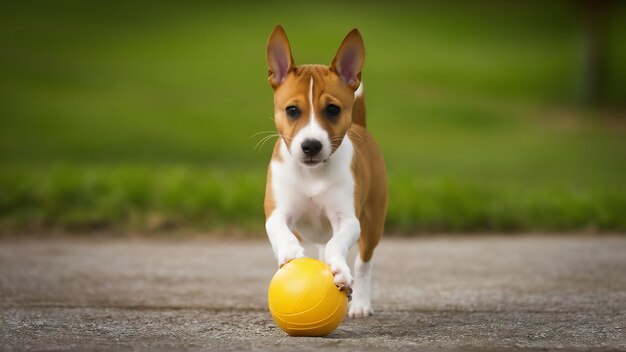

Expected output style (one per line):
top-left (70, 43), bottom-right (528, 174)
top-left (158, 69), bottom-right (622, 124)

top-left (257, 135), bottom-right (279, 152)
top-left (254, 134), bottom-right (279, 152)
top-left (254, 138), bottom-right (274, 153)
top-left (349, 130), bottom-right (365, 144)
top-left (252, 135), bottom-right (275, 151)
top-left (250, 130), bottom-right (277, 140)
top-left (256, 134), bottom-right (278, 145)
top-left (252, 133), bottom-right (293, 153)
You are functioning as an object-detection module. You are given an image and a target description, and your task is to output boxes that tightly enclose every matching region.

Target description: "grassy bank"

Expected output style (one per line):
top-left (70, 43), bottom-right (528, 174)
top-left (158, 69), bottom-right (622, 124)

top-left (1, 166), bottom-right (624, 234)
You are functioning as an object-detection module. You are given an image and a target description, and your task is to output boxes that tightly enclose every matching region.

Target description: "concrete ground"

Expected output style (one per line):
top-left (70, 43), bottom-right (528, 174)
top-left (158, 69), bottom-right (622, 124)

top-left (0, 235), bottom-right (625, 351)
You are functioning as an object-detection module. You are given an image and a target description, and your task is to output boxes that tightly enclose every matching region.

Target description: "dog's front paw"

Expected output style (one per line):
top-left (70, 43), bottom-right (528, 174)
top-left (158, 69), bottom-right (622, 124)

top-left (348, 300), bottom-right (373, 318)
top-left (276, 243), bottom-right (305, 267)
top-left (327, 259), bottom-right (353, 292)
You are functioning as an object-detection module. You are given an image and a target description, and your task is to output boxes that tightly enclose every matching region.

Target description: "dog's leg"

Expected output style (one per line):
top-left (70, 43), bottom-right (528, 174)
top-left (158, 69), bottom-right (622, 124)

top-left (266, 212), bottom-right (304, 267)
top-left (325, 216), bottom-right (360, 291)
top-left (348, 211), bottom-right (382, 318)
top-left (349, 255), bottom-right (374, 317)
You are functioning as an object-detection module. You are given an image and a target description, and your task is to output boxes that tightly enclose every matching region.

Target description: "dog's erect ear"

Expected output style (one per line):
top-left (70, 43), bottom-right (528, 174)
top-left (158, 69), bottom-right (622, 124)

top-left (331, 29), bottom-right (364, 90)
top-left (266, 25), bottom-right (294, 88)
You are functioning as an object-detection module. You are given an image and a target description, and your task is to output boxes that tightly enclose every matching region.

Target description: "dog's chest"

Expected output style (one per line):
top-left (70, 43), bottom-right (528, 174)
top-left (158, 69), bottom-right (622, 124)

top-left (271, 160), bottom-right (352, 212)
top-left (294, 199), bottom-right (333, 243)
top-left (276, 175), bottom-right (345, 244)
top-left (269, 139), bottom-right (356, 241)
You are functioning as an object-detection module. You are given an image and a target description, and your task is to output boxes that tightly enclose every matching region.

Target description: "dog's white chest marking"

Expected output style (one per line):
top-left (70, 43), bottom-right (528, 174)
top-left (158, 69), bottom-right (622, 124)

top-left (270, 137), bottom-right (355, 245)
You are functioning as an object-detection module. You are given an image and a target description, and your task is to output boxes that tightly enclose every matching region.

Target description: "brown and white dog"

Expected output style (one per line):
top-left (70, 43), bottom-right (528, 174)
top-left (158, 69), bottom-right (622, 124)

top-left (263, 25), bottom-right (387, 318)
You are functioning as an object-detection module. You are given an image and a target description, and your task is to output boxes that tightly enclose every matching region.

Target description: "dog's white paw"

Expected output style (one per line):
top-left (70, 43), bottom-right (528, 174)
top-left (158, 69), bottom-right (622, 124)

top-left (277, 243), bottom-right (305, 267)
top-left (328, 260), bottom-right (353, 291)
top-left (348, 300), bottom-right (373, 318)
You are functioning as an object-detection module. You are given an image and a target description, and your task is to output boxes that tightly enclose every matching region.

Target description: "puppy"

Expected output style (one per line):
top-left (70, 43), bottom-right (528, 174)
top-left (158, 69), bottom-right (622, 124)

top-left (264, 25), bottom-right (387, 318)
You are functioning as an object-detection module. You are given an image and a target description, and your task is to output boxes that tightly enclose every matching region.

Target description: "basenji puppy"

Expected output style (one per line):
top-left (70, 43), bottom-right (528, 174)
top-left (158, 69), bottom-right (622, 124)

top-left (264, 25), bottom-right (387, 318)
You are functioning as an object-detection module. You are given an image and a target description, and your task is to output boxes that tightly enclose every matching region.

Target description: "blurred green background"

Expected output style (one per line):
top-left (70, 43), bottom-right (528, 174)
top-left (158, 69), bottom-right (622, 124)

top-left (1, 1), bottom-right (625, 234)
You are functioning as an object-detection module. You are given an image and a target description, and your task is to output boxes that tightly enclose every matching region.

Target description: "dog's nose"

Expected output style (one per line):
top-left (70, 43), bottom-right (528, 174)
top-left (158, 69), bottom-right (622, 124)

top-left (301, 139), bottom-right (322, 157)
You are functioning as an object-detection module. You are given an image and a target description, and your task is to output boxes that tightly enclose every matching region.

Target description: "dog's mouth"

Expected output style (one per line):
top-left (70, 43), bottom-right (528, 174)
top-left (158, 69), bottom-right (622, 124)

top-left (301, 157), bottom-right (327, 167)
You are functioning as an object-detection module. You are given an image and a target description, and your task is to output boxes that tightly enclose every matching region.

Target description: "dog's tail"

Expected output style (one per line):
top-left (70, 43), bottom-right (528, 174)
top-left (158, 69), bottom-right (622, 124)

top-left (352, 82), bottom-right (366, 128)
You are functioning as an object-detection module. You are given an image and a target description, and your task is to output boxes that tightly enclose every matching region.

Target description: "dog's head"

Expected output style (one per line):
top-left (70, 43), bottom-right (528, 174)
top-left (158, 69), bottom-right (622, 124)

top-left (266, 25), bottom-right (364, 168)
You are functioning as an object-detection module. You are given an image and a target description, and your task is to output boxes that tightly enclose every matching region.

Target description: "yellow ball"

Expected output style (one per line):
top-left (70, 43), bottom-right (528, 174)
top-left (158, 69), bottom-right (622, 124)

top-left (268, 257), bottom-right (348, 336)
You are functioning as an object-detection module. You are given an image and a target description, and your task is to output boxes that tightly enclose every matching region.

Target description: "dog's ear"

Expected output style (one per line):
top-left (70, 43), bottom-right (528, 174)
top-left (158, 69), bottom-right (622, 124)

top-left (266, 25), bottom-right (294, 88)
top-left (331, 29), bottom-right (364, 90)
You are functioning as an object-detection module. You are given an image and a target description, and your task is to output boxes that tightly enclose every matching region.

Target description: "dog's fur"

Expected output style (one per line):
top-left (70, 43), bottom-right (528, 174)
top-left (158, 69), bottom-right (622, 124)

top-left (263, 25), bottom-right (387, 318)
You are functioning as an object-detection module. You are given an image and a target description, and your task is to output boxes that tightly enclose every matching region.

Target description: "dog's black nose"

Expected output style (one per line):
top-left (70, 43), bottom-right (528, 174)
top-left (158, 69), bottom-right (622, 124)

top-left (301, 139), bottom-right (322, 157)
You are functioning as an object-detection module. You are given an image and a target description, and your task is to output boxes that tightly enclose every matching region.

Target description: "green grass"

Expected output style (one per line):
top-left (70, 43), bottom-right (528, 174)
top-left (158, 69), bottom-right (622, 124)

top-left (0, 1), bottom-right (625, 234)
top-left (0, 166), bottom-right (265, 232)
top-left (1, 166), bottom-right (625, 234)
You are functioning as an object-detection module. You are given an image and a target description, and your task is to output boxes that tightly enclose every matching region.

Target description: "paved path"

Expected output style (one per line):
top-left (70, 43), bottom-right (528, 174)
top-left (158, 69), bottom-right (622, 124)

top-left (1, 236), bottom-right (625, 351)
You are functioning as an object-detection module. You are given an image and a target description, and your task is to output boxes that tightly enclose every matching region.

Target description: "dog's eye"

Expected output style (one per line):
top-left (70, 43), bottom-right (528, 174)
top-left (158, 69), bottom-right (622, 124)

top-left (285, 106), bottom-right (301, 119)
top-left (324, 104), bottom-right (341, 119)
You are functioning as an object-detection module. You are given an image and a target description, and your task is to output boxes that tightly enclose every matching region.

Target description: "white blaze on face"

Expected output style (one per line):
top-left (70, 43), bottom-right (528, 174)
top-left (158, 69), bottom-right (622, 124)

top-left (290, 76), bottom-right (331, 164)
